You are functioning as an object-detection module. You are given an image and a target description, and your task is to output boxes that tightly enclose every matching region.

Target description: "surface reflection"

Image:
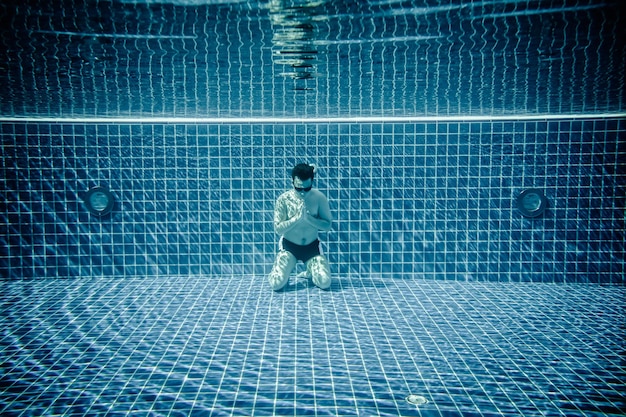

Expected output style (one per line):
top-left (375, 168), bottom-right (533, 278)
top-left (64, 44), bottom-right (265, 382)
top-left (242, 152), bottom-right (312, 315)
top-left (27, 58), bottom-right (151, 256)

top-left (267, 0), bottom-right (327, 84)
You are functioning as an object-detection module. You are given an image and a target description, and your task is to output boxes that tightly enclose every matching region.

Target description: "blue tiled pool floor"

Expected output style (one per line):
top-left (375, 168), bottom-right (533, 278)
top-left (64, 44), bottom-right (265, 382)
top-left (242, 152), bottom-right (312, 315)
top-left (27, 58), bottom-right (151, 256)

top-left (1, 276), bottom-right (624, 416)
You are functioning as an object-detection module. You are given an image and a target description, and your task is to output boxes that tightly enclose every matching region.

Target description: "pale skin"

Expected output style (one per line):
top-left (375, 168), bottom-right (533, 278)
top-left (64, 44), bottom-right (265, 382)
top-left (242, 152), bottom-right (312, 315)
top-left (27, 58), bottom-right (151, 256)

top-left (274, 177), bottom-right (333, 244)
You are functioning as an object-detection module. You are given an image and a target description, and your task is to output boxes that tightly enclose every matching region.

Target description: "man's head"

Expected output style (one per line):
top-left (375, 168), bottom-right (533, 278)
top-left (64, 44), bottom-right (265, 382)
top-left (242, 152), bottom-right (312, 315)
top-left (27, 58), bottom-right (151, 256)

top-left (292, 163), bottom-right (314, 192)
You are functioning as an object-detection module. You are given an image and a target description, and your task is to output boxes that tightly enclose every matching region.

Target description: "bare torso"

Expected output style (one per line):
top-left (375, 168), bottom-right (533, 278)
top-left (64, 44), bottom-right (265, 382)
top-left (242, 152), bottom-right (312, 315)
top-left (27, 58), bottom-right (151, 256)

top-left (276, 189), bottom-right (332, 246)
top-left (283, 191), bottom-right (320, 245)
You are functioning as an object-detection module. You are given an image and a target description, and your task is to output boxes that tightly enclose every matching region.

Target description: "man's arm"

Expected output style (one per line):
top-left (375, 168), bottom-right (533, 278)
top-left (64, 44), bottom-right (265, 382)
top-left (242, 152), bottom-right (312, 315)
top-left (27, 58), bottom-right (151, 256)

top-left (274, 197), bottom-right (304, 235)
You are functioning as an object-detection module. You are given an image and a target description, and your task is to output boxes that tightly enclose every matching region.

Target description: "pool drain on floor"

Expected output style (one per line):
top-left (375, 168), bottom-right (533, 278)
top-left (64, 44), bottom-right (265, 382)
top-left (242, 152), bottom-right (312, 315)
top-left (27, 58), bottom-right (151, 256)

top-left (406, 394), bottom-right (428, 406)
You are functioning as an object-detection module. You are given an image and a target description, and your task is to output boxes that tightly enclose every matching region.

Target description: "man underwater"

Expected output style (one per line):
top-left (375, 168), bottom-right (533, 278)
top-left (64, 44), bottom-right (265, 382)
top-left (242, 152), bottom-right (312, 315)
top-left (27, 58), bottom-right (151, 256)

top-left (268, 163), bottom-right (333, 291)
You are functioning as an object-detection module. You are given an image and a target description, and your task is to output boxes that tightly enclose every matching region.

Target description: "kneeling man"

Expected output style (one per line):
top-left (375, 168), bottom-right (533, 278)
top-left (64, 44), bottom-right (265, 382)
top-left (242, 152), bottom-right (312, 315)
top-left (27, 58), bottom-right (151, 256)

top-left (268, 163), bottom-right (333, 291)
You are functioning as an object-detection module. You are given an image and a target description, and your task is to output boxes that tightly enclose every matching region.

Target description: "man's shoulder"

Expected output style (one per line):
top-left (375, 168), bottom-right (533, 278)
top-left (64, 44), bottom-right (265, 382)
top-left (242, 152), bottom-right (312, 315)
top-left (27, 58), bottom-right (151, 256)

top-left (276, 189), bottom-right (327, 201)
top-left (311, 189), bottom-right (328, 201)
top-left (276, 190), bottom-right (293, 202)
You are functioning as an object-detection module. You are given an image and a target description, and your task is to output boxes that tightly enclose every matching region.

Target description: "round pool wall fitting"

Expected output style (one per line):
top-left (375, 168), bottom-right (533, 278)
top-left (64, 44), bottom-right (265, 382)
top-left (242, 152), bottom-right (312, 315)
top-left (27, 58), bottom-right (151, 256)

top-left (516, 188), bottom-right (548, 218)
top-left (84, 186), bottom-right (115, 217)
top-left (406, 394), bottom-right (429, 406)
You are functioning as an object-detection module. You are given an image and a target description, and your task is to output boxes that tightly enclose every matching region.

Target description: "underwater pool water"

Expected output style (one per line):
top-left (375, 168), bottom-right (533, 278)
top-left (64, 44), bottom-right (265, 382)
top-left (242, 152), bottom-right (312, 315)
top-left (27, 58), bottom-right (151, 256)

top-left (1, 1), bottom-right (624, 416)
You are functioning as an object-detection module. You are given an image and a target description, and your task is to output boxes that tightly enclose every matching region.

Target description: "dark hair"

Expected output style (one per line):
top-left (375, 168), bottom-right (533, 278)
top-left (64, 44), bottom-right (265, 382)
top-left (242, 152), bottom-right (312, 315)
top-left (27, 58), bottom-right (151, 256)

top-left (291, 163), bottom-right (315, 181)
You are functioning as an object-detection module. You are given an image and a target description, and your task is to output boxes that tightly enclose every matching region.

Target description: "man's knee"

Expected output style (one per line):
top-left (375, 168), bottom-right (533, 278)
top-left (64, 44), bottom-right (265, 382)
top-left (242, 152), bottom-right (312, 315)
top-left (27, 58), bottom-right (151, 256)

top-left (268, 251), bottom-right (296, 291)
top-left (306, 255), bottom-right (331, 290)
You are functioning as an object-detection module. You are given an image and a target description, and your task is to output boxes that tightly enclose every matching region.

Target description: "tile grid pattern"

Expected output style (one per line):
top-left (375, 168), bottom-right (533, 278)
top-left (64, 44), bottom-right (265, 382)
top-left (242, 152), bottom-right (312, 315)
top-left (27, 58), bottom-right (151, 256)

top-left (1, 119), bottom-right (624, 283)
top-left (0, 1), bottom-right (623, 118)
top-left (0, 276), bottom-right (624, 416)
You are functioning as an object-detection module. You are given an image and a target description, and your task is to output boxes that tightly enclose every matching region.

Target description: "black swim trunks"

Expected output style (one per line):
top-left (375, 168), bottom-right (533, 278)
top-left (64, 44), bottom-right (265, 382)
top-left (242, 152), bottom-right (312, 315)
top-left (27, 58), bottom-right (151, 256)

top-left (280, 238), bottom-right (321, 263)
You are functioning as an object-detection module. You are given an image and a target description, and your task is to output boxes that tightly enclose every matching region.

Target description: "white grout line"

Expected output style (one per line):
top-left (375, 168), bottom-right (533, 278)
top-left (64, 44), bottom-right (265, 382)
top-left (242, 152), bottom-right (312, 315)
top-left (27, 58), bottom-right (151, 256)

top-left (0, 113), bottom-right (624, 124)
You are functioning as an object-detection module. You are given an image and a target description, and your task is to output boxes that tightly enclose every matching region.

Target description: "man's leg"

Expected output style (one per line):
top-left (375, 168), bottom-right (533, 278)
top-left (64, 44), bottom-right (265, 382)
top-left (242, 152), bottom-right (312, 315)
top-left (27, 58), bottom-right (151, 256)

top-left (268, 250), bottom-right (297, 291)
top-left (305, 255), bottom-right (331, 290)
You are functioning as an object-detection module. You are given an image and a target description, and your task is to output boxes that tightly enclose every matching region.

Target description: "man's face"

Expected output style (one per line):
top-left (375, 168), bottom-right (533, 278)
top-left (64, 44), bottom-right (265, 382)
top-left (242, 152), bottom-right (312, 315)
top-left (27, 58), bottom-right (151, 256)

top-left (293, 177), bottom-right (313, 193)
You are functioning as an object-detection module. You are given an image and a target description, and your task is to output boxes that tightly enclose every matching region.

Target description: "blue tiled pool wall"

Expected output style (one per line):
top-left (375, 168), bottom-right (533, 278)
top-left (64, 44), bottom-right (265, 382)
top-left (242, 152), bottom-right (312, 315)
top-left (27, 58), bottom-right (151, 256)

top-left (2, 119), bottom-right (624, 283)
